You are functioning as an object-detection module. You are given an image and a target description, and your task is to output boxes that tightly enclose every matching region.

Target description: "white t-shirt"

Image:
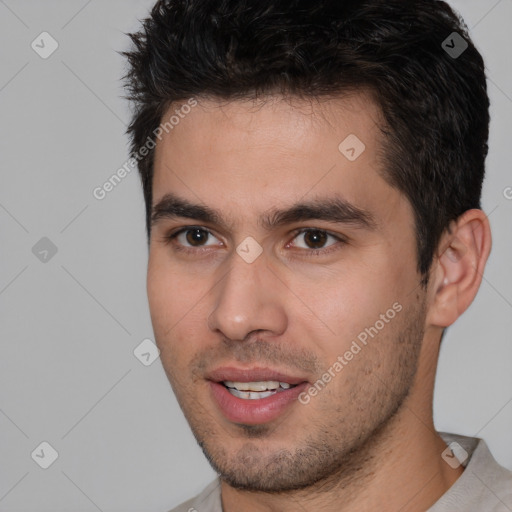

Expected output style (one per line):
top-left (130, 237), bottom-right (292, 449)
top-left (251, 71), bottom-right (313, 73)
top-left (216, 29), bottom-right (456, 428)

top-left (168, 432), bottom-right (512, 512)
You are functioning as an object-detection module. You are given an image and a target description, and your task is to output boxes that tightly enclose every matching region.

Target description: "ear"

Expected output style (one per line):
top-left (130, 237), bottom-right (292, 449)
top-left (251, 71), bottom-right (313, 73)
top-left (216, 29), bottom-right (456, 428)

top-left (426, 209), bottom-right (492, 328)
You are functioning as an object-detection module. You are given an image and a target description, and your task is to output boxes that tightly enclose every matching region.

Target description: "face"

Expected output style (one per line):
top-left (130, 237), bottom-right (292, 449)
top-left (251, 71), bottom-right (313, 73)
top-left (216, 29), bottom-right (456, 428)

top-left (148, 93), bottom-right (428, 491)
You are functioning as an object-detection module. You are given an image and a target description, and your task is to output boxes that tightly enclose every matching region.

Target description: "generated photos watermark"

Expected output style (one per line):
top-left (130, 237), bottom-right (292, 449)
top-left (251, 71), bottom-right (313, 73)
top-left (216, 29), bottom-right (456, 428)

top-left (298, 301), bottom-right (403, 404)
top-left (92, 97), bottom-right (198, 200)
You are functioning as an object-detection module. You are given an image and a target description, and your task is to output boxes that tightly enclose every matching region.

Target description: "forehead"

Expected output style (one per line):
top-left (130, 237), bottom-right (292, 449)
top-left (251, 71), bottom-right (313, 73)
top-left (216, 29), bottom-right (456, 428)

top-left (154, 92), bottom-right (383, 162)
top-left (151, 92), bottom-right (405, 231)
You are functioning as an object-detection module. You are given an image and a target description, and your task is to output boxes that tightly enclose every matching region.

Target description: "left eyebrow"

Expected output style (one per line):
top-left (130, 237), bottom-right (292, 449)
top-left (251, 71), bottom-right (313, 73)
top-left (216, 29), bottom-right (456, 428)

top-left (151, 192), bottom-right (378, 232)
top-left (262, 196), bottom-right (378, 231)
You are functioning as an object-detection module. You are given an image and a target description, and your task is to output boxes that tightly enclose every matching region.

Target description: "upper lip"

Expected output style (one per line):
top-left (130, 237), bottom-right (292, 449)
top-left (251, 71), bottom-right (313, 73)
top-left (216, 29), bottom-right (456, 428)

top-left (206, 366), bottom-right (309, 385)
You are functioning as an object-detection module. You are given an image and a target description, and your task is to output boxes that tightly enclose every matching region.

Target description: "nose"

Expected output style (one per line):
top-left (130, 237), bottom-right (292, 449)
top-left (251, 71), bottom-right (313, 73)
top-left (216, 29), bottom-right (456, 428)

top-left (207, 248), bottom-right (288, 341)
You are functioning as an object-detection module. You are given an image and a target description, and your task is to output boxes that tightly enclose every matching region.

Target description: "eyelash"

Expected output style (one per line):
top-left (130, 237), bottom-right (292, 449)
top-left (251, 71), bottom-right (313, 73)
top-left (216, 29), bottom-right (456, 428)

top-left (162, 226), bottom-right (347, 258)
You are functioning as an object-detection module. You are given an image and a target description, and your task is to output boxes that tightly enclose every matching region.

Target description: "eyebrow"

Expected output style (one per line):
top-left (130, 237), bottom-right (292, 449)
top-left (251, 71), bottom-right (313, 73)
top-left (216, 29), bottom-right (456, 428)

top-left (151, 192), bottom-right (378, 232)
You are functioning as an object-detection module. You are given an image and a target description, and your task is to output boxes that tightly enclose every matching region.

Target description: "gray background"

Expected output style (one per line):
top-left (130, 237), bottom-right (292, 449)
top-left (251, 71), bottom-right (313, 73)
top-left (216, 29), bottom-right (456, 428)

top-left (0, 1), bottom-right (511, 511)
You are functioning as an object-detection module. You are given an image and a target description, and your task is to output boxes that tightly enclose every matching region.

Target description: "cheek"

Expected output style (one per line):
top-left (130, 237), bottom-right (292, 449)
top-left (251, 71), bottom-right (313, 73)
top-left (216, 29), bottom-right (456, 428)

top-left (147, 257), bottom-right (174, 325)
top-left (289, 259), bottom-right (405, 359)
top-left (147, 254), bottom-right (189, 349)
top-left (146, 251), bottom-right (212, 364)
top-left (147, 250), bottom-right (199, 317)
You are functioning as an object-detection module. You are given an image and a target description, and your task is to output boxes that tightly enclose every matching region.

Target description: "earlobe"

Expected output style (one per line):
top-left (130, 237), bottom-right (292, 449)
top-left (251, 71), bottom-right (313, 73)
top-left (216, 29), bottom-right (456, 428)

top-left (426, 210), bottom-right (492, 328)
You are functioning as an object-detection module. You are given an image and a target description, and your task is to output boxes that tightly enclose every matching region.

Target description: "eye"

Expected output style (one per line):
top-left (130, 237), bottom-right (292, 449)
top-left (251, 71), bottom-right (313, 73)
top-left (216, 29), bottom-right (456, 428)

top-left (288, 228), bottom-right (344, 254)
top-left (165, 226), bottom-right (222, 253)
top-left (163, 226), bottom-right (346, 257)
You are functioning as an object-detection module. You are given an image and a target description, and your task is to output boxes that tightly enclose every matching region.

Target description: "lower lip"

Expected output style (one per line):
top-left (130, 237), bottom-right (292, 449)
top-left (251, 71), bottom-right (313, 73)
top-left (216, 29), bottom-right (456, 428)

top-left (209, 381), bottom-right (308, 425)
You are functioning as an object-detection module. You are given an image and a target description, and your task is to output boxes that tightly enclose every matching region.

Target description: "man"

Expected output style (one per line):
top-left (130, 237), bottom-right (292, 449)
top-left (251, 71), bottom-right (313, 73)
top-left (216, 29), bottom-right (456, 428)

top-left (122, 0), bottom-right (512, 510)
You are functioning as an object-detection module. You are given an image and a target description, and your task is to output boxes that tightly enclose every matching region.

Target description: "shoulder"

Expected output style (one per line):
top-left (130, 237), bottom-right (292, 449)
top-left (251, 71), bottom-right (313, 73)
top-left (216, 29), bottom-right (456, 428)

top-left (430, 432), bottom-right (512, 511)
top-left (166, 478), bottom-right (222, 512)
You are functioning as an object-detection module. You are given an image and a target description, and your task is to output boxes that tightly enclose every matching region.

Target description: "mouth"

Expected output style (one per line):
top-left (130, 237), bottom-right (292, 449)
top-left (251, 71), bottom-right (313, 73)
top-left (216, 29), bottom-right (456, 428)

top-left (206, 367), bottom-right (309, 425)
top-left (222, 380), bottom-right (296, 400)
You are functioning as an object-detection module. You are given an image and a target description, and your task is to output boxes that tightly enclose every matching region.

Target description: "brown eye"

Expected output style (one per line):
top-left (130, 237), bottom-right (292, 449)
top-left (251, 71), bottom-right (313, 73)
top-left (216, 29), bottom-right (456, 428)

top-left (166, 227), bottom-right (222, 252)
top-left (302, 230), bottom-right (328, 249)
top-left (184, 228), bottom-right (210, 246)
top-left (292, 229), bottom-right (337, 250)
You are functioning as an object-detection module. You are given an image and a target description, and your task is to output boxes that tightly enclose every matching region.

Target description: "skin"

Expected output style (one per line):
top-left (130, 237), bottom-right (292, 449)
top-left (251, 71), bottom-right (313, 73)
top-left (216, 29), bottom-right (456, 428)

top-left (147, 93), bottom-right (492, 511)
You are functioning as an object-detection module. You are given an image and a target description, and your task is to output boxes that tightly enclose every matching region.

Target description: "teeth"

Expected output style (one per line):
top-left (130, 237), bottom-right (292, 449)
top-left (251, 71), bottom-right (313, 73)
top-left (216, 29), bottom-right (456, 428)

top-left (223, 380), bottom-right (280, 391)
top-left (222, 381), bottom-right (294, 396)
top-left (228, 388), bottom-right (276, 400)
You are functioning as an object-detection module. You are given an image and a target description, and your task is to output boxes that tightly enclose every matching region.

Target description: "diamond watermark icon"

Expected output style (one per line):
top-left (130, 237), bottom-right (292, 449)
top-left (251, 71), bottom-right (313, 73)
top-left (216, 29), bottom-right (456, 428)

top-left (236, 236), bottom-right (263, 263)
top-left (338, 134), bottom-right (366, 161)
top-left (134, 338), bottom-right (160, 366)
top-left (441, 32), bottom-right (468, 59)
top-left (32, 237), bottom-right (58, 263)
top-left (31, 32), bottom-right (59, 59)
top-left (441, 441), bottom-right (468, 469)
top-left (31, 441), bottom-right (59, 469)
